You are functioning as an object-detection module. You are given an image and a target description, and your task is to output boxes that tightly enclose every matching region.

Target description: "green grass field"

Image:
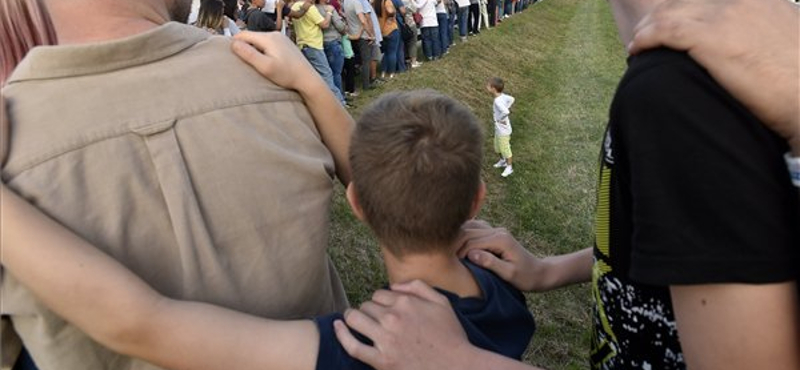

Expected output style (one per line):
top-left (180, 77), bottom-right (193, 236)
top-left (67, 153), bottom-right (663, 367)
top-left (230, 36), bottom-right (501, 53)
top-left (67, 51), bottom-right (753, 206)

top-left (327, 0), bottom-right (627, 368)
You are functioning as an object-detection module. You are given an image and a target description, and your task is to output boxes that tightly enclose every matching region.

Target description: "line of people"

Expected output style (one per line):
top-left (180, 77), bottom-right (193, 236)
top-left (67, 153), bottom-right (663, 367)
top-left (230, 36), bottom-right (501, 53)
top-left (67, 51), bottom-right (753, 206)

top-left (191, 0), bottom-right (539, 107)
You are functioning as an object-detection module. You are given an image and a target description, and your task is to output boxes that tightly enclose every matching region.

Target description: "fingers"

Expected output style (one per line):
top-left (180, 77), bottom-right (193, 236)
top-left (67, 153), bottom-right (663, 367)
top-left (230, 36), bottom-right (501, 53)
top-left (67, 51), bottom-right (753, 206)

top-left (467, 249), bottom-right (514, 281)
top-left (370, 289), bottom-right (401, 306)
top-left (333, 319), bottom-right (383, 367)
top-left (628, 1), bottom-right (701, 55)
top-left (233, 31), bottom-right (268, 52)
top-left (231, 39), bottom-right (274, 75)
top-left (342, 307), bottom-right (384, 343)
top-left (455, 228), bottom-right (513, 258)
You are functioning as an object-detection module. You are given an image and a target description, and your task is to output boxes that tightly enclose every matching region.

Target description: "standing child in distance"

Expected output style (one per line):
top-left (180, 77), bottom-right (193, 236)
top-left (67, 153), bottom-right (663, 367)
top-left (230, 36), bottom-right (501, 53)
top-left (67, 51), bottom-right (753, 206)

top-left (488, 77), bottom-right (515, 177)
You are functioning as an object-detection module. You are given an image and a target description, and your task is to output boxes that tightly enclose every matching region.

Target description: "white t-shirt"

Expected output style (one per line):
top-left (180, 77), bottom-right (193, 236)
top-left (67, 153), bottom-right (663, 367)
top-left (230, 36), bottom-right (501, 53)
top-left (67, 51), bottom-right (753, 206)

top-left (263, 0), bottom-right (277, 13)
top-left (436, 0), bottom-right (447, 13)
top-left (455, 0), bottom-right (470, 8)
top-left (414, 0), bottom-right (439, 27)
top-left (493, 93), bottom-right (515, 136)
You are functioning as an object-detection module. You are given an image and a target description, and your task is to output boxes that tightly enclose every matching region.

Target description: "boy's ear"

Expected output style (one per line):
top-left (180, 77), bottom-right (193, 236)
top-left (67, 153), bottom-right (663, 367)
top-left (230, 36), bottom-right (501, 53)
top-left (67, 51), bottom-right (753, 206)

top-left (468, 180), bottom-right (487, 219)
top-left (345, 183), bottom-right (366, 221)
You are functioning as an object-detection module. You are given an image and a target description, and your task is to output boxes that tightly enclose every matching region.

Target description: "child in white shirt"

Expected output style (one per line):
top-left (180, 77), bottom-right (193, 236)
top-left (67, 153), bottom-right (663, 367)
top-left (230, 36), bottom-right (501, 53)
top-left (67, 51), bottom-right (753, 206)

top-left (487, 77), bottom-right (515, 177)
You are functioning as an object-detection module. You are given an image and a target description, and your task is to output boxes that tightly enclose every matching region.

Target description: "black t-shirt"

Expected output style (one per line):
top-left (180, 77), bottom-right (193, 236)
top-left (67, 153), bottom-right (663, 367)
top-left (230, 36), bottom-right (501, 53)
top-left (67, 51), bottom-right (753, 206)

top-left (591, 49), bottom-right (800, 370)
top-left (243, 8), bottom-right (277, 31)
top-left (314, 260), bottom-right (536, 370)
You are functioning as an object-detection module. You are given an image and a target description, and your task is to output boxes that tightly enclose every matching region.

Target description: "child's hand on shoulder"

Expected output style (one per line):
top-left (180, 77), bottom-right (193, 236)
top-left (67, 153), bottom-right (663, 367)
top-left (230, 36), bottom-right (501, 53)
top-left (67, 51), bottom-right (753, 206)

top-left (232, 31), bottom-right (322, 93)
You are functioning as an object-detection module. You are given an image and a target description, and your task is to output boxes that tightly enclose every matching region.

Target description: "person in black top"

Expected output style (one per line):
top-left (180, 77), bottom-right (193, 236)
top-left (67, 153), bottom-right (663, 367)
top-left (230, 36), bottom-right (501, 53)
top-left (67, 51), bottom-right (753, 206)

top-left (242, 0), bottom-right (277, 31)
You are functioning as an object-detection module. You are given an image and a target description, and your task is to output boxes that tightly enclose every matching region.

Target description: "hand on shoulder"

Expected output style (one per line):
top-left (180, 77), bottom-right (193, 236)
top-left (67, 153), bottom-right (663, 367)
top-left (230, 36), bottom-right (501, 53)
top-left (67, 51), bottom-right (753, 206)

top-left (629, 0), bottom-right (800, 152)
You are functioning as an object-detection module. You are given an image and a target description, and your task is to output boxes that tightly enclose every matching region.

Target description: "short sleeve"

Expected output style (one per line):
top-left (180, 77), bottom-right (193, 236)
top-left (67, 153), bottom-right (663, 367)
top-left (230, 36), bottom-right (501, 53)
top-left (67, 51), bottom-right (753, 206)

top-left (617, 50), bottom-right (800, 286)
top-left (306, 5), bottom-right (326, 25)
top-left (353, 0), bottom-right (365, 14)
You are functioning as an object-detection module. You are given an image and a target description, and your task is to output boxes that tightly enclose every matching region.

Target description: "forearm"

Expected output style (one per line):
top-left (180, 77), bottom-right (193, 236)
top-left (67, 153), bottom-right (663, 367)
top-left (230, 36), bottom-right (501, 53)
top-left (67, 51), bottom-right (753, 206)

top-left (0, 185), bottom-right (319, 370)
top-left (671, 282), bottom-right (800, 370)
top-left (532, 247), bottom-right (592, 292)
top-left (358, 14), bottom-right (374, 38)
top-left (455, 345), bottom-right (546, 370)
top-left (0, 185), bottom-right (165, 353)
top-left (296, 78), bottom-right (354, 185)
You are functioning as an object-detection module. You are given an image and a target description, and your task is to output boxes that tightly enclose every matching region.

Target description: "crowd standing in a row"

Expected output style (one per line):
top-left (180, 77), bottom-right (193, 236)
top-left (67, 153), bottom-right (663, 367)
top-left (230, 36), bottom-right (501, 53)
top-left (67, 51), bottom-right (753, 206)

top-left (190, 0), bottom-right (539, 107)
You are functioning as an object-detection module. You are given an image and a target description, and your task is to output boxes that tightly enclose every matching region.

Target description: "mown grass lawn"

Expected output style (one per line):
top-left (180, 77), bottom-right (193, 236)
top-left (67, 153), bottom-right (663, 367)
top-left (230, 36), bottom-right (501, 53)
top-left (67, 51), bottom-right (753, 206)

top-left (327, 0), bottom-right (626, 368)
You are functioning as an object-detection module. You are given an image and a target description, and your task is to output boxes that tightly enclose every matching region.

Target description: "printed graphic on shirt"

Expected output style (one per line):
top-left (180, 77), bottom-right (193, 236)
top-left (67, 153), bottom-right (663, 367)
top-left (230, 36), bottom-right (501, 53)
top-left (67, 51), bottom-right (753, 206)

top-left (590, 129), bottom-right (685, 370)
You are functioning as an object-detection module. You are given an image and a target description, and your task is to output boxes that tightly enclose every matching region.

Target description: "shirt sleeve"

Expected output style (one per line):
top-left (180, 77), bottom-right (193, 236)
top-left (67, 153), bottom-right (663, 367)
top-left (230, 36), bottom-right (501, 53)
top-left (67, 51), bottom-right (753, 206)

top-left (617, 50), bottom-right (800, 286)
top-left (307, 5), bottom-right (326, 25)
top-left (332, 11), bottom-right (347, 33)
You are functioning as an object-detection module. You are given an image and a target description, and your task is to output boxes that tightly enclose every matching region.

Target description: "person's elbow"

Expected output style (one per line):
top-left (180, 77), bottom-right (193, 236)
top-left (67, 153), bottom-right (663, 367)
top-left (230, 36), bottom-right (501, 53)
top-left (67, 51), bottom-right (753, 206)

top-left (95, 296), bottom-right (169, 357)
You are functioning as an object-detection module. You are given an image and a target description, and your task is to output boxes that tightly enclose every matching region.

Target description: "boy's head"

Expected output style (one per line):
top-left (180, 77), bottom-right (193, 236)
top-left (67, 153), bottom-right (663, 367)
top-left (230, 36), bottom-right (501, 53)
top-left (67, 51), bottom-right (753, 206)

top-left (487, 77), bottom-right (504, 94)
top-left (347, 90), bottom-right (485, 258)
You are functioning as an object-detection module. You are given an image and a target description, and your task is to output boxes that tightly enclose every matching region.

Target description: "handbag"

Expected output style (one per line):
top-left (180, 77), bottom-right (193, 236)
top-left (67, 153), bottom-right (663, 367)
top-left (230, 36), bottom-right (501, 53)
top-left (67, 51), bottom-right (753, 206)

top-left (413, 11), bottom-right (423, 26)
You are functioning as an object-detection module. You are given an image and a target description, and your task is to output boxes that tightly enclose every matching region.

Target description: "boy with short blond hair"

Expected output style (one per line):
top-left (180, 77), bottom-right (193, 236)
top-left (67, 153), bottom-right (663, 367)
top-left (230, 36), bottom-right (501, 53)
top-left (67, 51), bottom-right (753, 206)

top-left (487, 77), bottom-right (516, 177)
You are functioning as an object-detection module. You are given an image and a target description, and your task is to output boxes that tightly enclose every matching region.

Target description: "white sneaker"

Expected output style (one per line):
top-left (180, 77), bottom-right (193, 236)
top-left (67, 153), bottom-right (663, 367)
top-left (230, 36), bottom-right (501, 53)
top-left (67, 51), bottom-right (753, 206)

top-left (493, 159), bottom-right (507, 168)
top-left (501, 166), bottom-right (514, 177)
top-left (411, 61), bottom-right (423, 68)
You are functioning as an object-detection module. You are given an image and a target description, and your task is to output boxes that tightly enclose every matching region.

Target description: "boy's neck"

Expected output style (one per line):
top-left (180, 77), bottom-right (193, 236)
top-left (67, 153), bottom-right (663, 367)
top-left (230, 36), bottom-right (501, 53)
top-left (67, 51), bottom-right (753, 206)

top-left (381, 245), bottom-right (483, 298)
top-left (492, 91), bottom-right (502, 98)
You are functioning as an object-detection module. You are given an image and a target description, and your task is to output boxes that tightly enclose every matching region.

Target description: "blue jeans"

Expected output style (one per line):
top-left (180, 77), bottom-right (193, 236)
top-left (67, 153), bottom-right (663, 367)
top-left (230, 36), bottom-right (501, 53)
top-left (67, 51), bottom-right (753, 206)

top-left (436, 13), bottom-right (449, 52)
top-left (323, 41), bottom-right (344, 95)
top-left (458, 6), bottom-right (469, 37)
top-left (420, 26), bottom-right (441, 60)
top-left (448, 10), bottom-right (456, 44)
top-left (302, 46), bottom-right (344, 104)
top-left (381, 29), bottom-right (401, 74)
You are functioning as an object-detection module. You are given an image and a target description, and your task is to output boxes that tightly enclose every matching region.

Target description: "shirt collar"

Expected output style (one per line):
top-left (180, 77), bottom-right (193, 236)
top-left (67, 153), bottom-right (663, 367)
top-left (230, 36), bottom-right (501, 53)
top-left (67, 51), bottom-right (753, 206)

top-left (7, 22), bottom-right (210, 84)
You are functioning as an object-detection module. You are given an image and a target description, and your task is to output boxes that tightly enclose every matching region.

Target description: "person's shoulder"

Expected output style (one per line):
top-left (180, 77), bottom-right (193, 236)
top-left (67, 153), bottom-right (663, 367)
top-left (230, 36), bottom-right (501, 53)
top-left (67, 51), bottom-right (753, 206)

top-left (618, 48), bottom-right (711, 95)
top-left (614, 47), bottom-right (755, 126)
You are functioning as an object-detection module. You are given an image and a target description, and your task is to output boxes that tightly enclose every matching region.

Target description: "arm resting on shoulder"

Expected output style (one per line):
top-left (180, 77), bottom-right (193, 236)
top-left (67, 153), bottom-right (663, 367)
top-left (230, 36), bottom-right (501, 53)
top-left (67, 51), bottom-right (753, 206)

top-left (0, 185), bottom-right (319, 370)
top-left (233, 31), bottom-right (353, 185)
top-left (456, 221), bottom-right (592, 292)
top-left (334, 281), bottom-right (548, 370)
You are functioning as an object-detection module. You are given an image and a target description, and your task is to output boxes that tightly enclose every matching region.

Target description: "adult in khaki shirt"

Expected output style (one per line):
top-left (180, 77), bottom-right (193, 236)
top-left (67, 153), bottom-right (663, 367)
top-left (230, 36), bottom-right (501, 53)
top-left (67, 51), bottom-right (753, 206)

top-left (1, 0), bottom-right (353, 369)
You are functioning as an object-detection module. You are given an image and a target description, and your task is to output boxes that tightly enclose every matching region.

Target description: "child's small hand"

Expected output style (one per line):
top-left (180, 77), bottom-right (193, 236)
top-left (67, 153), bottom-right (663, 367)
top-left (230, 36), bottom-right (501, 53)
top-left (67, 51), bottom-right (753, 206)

top-left (232, 31), bottom-right (323, 93)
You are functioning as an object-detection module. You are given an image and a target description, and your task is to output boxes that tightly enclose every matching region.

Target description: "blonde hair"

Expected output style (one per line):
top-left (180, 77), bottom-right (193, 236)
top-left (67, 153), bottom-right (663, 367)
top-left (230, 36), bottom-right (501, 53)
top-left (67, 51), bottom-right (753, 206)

top-left (1, 0), bottom-right (57, 86)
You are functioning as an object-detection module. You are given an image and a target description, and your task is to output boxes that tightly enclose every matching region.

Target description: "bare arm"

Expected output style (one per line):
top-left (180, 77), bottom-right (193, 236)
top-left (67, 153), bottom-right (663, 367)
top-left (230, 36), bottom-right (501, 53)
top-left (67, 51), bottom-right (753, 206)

top-left (670, 282), bottom-right (800, 370)
top-left (335, 281), bottom-right (547, 370)
top-left (456, 220), bottom-right (592, 292)
top-left (233, 31), bottom-right (353, 185)
top-left (275, 0), bottom-right (285, 30)
top-left (288, 0), bottom-right (314, 18)
top-left (0, 185), bottom-right (319, 370)
top-left (358, 12), bottom-right (375, 40)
